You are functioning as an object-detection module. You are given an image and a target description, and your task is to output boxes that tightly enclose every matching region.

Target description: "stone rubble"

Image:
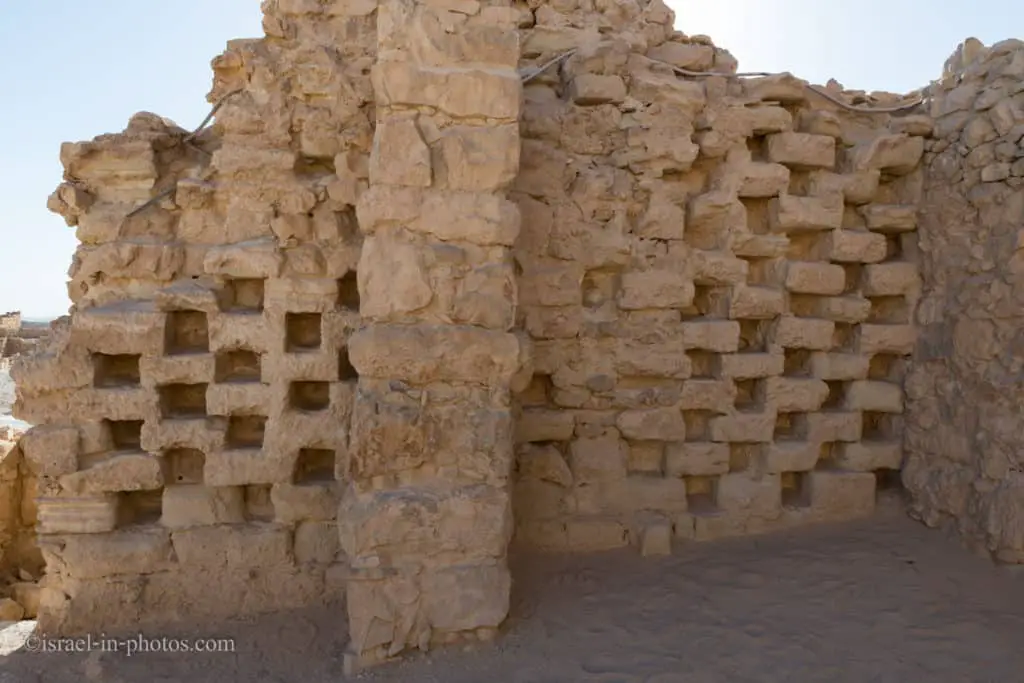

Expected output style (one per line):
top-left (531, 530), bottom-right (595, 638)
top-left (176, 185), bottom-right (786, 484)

top-left (4, 0), bottom-right (1022, 671)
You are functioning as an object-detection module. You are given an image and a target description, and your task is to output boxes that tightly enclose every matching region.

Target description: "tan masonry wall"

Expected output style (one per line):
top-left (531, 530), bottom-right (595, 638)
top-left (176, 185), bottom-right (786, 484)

top-left (8, 0), bottom-right (1023, 670)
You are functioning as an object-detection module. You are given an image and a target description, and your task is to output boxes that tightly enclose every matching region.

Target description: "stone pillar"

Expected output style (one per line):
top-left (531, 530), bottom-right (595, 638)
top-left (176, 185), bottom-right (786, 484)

top-left (340, 0), bottom-right (525, 668)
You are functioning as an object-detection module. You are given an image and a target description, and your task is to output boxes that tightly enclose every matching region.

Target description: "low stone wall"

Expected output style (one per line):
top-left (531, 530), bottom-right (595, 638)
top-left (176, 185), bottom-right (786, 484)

top-left (903, 38), bottom-right (1024, 562)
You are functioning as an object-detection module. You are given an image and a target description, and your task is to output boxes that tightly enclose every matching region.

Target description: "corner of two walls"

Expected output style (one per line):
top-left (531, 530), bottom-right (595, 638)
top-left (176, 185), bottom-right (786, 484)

top-left (10, 0), bottom-right (1024, 650)
top-left (904, 38), bottom-right (1024, 563)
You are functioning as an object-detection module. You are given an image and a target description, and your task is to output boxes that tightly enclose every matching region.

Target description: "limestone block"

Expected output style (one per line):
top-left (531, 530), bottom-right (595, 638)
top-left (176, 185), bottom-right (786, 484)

top-left (766, 132), bottom-right (836, 169)
top-left (617, 408), bottom-right (686, 441)
top-left (155, 280), bottom-right (220, 313)
top-left (807, 170), bottom-right (880, 205)
top-left (709, 412), bottom-right (775, 443)
top-left (358, 187), bottom-right (521, 246)
top-left (513, 479), bottom-right (571, 521)
top-left (60, 138), bottom-right (158, 188)
top-left (402, 15), bottom-right (520, 69)
top-left (845, 380), bottom-right (903, 413)
top-left (171, 523), bottom-right (292, 567)
top-left (797, 110), bottom-right (842, 138)
top-left (68, 387), bottom-right (155, 422)
top-left (764, 377), bottom-right (829, 412)
top-left (687, 192), bottom-right (746, 237)
top-left (785, 261), bottom-right (845, 295)
top-left (664, 442), bottom-right (729, 476)
top-left (822, 229), bottom-right (888, 263)
top-left (771, 316), bottom-right (835, 350)
top-left (207, 382), bottom-right (270, 417)
top-left (160, 485), bottom-right (245, 528)
top-left (348, 325), bottom-right (521, 385)
top-left (746, 106), bottom-right (794, 135)
top-left (208, 312), bottom-right (268, 353)
top-left (37, 495), bottom-right (118, 534)
top-left (272, 483), bottom-right (340, 524)
top-left (568, 433), bottom-right (627, 484)
top-left (679, 380), bottom-right (736, 413)
top-left (857, 324), bottom-right (916, 355)
top-left (20, 425), bottom-right (79, 478)
top-left (637, 194), bottom-right (686, 240)
top-left (801, 297), bottom-right (866, 325)
top-left (516, 409), bottom-right (574, 443)
top-left (338, 484), bottom-right (511, 563)
top-left (565, 518), bottom-right (629, 551)
top-left (647, 41), bottom-right (714, 70)
top-left (373, 61), bottom-right (521, 120)
top-left (141, 417), bottom-right (224, 455)
top-left (389, 564), bottom-right (502, 645)
top-left (860, 262), bottom-right (920, 297)
top-left (348, 390), bottom-right (511, 481)
top-left (692, 251), bottom-right (748, 285)
top-left (205, 449), bottom-right (294, 487)
top-left (807, 471), bottom-right (875, 521)
top-left (569, 75), bottom-right (627, 105)
top-left (523, 306), bottom-right (582, 339)
top-left (618, 271), bottom-right (695, 310)
top-left (716, 472), bottom-right (782, 516)
top-left (60, 453), bottom-right (164, 494)
top-left (729, 286), bottom-right (786, 319)
top-left (72, 303), bottom-right (164, 355)
top-left (640, 520), bottom-right (673, 556)
top-left (45, 528), bottom-right (174, 579)
top-left (613, 338), bottom-right (691, 378)
top-left (769, 194), bottom-right (844, 232)
top-left (517, 444), bottom-right (573, 487)
top-left (518, 260), bottom-right (584, 307)
top-left (357, 236), bottom-right (433, 319)
top-left (762, 441), bottom-right (820, 474)
top-left (681, 320), bottom-right (740, 353)
top-left (809, 352), bottom-right (870, 380)
top-left (738, 163), bottom-right (790, 198)
top-left (835, 441), bottom-right (902, 471)
top-left (140, 353), bottom-right (215, 387)
top-left (719, 353), bottom-right (785, 379)
top-left (434, 124), bottom-right (519, 191)
top-left (806, 412), bottom-right (862, 442)
top-left (203, 239), bottom-right (283, 278)
top-left (294, 520), bottom-right (340, 564)
top-left (579, 476), bottom-right (690, 517)
top-left (11, 583), bottom-right (40, 618)
top-left (731, 233), bottom-right (790, 259)
top-left (849, 134), bottom-right (924, 175)
top-left (744, 73), bottom-right (807, 103)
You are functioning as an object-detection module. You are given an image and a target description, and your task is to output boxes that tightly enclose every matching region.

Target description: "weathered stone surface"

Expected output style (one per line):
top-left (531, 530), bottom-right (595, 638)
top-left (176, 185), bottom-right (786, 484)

top-left (22, 0), bottom-right (1013, 666)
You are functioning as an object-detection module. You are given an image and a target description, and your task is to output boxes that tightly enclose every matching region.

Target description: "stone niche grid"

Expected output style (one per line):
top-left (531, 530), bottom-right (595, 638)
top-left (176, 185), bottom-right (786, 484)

top-left (12, 0), bottom-right (1024, 672)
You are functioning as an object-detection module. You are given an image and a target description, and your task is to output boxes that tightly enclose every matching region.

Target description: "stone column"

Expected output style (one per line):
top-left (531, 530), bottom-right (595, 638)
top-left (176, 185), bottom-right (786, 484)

top-left (340, 0), bottom-right (525, 669)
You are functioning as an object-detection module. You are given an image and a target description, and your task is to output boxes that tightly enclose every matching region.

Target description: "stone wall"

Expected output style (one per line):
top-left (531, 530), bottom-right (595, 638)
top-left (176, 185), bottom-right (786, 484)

top-left (510, 16), bottom-right (927, 553)
top-left (16, 0), bottom-right (377, 633)
top-left (903, 38), bottom-right (1024, 563)
top-left (0, 427), bottom-right (44, 621)
top-left (12, 0), bottom-right (1024, 670)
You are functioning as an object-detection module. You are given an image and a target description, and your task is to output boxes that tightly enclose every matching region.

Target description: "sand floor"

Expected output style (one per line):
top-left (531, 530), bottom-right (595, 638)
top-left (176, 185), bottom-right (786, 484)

top-left (2, 496), bottom-right (1022, 683)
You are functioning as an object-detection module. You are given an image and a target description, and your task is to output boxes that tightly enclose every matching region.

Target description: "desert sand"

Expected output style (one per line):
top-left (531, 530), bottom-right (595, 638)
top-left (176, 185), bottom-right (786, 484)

top-left (2, 494), bottom-right (1021, 683)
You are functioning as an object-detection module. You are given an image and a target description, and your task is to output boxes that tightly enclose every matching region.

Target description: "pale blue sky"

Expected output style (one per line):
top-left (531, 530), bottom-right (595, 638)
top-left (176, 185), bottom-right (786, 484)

top-left (0, 0), bottom-right (1020, 319)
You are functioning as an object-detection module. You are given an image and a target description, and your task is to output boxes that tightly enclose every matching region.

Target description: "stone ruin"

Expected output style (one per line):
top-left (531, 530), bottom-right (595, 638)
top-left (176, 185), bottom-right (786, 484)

top-left (4, 0), bottom-right (1023, 670)
top-left (0, 313), bottom-right (49, 366)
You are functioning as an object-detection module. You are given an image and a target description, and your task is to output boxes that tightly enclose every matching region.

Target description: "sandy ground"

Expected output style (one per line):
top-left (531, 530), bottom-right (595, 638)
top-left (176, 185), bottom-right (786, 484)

top-left (2, 494), bottom-right (1022, 683)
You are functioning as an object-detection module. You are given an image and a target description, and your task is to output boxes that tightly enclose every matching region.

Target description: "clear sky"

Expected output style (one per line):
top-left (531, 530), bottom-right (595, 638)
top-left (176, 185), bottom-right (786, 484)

top-left (0, 0), bottom-right (1020, 319)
